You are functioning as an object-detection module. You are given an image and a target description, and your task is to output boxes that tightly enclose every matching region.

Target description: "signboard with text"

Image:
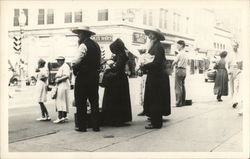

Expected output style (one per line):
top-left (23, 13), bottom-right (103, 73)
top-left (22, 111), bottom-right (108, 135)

top-left (91, 35), bottom-right (113, 43)
top-left (132, 32), bottom-right (147, 44)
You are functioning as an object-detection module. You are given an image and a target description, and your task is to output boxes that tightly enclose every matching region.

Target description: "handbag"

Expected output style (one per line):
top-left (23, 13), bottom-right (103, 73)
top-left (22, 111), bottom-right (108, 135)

top-left (51, 85), bottom-right (58, 99)
top-left (99, 70), bottom-right (117, 88)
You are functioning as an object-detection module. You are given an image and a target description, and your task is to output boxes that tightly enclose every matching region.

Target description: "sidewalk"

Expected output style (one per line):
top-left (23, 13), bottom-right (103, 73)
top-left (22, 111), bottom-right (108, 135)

top-left (9, 99), bottom-right (242, 152)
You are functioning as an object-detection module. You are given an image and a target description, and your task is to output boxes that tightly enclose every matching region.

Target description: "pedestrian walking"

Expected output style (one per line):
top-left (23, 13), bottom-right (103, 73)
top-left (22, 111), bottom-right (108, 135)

top-left (36, 59), bottom-right (51, 121)
top-left (141, 28), bottom-right (171, 129)
top-left (171, 40), bottom-right (188, 107)
top-left (72, 26), bottom-right (101, 132)
top-left (214, 51), bottom-right (229, 102)
top-left (102, 38), bottom-right (132, 126)
top-left (228, 42), bottom-right (243, 115)
top-left (53, 56), bottom-right (71, 124)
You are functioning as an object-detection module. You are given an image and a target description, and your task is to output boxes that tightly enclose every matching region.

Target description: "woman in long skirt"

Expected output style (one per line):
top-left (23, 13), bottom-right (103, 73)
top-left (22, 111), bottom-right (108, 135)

top-left (214, 51), bottom-right (229, 102)
top-left (102, 38), bottom-right (132, 126)
top-left (53, 56), bottom-right (71, 124)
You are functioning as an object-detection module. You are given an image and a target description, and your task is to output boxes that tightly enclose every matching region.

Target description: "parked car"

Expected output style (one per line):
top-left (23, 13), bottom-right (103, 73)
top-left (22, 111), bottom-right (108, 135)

top-left (204, 68), bottom-right (216, 82)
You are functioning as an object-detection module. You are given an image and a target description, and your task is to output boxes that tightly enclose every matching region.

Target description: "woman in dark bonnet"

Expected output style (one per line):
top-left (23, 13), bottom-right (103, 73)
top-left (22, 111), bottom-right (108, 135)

top-left (102, 38), bottom-right (132, 126)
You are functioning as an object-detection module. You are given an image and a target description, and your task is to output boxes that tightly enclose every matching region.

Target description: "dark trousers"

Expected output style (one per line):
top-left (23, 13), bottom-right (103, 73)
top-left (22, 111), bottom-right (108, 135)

top-left (150, 113), bottom-right (162, 128)
top-left (58, 111), bottom-right (67, 119)
top-left (74, 76), bottom-right (99, 130)
top-left (175, 68), bottom-right (186, 106)
top-left (39, 102), bottom-right (49, 117)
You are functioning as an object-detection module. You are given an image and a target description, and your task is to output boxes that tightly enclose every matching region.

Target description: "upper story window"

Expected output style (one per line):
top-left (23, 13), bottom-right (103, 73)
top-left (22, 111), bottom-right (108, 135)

top-left (163, 10), bottom-right (168, 29)
top-left (214, 42), bottom-right (216, 49)
top-left (74, 10), bottom-right (82, 23)
top-left (13, 9), bottom-right (28, 26)
top-left (186, 17), bottom-right (189, 34)
top-left (14, 9), bottom-right (20, 26)
top-left (98, 9), bottom-right (108, 21)
top-left (38, 9), bottom-right (45, 25)
top-left (173, 13), bottom-right (176, 31)
top-left (47, 9), bottom-right (54, 24)
top-left (65, 12), bottom-right (72, 23)
top-left (143, 10), bottom-right (147, 25)
top-left (148, 10), bottom-right (153, 26)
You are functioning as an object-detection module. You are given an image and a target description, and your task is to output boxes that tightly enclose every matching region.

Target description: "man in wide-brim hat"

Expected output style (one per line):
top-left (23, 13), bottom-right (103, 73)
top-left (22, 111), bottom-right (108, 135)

top-left (144, 28), bottom-right (166, 41)
top-left (139, 28), bottom-right (171, 129)
top-left (71, 26), bottom-right (101, 132)
top-left (71, 26), bottom-right (96, 36)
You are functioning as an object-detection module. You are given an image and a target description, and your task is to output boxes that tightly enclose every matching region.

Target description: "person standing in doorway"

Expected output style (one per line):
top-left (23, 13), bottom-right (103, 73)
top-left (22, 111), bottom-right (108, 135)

top-left (72, 26), bottom-right (101, 132)
top-left (171, 40), bottom-right (188, 107)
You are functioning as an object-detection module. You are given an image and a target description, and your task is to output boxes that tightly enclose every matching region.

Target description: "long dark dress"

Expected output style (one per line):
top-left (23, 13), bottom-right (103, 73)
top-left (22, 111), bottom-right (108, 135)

top-left (102, 39), bottom-right (132, 126)
top-left (141, 40), bottom-right (171, 128)
top-left (214, 58), bottom-right (228, 96)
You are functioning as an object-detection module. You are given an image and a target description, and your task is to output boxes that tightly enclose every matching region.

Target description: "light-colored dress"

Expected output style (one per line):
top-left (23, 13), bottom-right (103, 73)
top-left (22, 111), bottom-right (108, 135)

top-left (55, 63), bottom-right (71, 112)
top-left (36, 67), bottom-right (48, 103)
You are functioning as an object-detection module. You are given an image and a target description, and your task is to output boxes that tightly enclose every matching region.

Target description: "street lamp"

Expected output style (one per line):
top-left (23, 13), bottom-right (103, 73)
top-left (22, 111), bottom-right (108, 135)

top-left (18, 9), bottom-right (27, 88)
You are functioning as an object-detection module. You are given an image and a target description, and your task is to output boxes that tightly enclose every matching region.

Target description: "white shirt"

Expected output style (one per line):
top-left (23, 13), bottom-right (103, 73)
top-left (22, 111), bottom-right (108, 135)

top-left (174, 50), bottom-right (188, 68)
top-left (72, 43), bottom-right (87, 65)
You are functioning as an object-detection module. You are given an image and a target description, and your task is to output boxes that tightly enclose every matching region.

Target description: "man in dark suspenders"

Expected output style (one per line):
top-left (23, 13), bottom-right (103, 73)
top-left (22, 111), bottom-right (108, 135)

top-left (72, 26), bottom-right (101, 132)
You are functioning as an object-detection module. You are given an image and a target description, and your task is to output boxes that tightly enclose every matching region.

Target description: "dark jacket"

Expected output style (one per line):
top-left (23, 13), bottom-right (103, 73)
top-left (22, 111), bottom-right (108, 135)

top-left (73, 38), bottom-right (101, 82)
top-left (102, 39), bottom-right (132, 125)
top-left (141, 40), bottom-right (171, 117)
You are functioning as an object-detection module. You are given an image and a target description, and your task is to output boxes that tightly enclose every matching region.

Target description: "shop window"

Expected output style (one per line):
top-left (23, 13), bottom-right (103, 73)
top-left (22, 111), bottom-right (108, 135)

top-left (186, 17), bottom-right (189, 34)
top-left (38, 9), bottom-right (45, 25)
top-left (74, 10), bottom-right (82, 23)
top-left (13, 9), bottom-right (20, 26)
top-left (65, 12), bottom-right (72, 23)
top-left (98, 9), bottom-right (108, 21)
top-left (47, 9), bottom-right (54, 24)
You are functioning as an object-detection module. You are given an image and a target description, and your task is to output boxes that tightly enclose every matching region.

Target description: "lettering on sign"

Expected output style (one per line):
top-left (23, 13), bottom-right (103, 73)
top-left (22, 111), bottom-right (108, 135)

top-left (133, 32), bottom-right (147, 44)
top-left (91, 35), bottom-right (113, 42)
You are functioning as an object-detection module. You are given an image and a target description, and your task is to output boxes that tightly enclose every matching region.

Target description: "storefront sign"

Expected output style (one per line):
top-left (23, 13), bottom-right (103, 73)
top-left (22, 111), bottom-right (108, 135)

top-left (91, 35), bottom-right (113, 42)
top-left (132, 32), bottom-right (147, 44)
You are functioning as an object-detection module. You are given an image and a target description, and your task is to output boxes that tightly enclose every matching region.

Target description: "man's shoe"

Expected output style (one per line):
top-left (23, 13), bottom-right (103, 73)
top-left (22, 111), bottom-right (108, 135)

top-left (75, 127), bottom-right (86, 132)
top-left (232, 103), bottom-right (238, 108)
top-left (46, 116), bottom-right (51, 121)
top-left (137, 111), bottom-right (146, 116)
top-left (145, 124), bottom-right (161, 129)
top-left (217, 99), bottom-right (223, 102)
top-left (93, 127), bottom-right (100, 132)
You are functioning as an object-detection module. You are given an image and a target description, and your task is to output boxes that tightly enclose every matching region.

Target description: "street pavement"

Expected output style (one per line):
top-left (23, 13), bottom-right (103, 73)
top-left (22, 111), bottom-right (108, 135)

top-left (8, 74), bottom-right (243, 152)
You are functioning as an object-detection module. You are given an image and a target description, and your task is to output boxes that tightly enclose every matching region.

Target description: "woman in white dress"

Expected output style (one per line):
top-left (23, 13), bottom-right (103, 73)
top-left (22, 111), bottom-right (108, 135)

top-left (36, 59), bottom-right (51, 121)
top-left (53, 56), bottom-right (71, 123)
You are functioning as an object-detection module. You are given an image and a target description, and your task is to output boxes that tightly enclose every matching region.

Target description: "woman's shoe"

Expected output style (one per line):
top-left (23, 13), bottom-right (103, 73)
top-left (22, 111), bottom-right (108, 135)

top-left (53, 118), bottom-right (64, 124)
top-left (232, 103), bottom-right (238, 108)
top-left (137, 111), bottom-right (146, 116)
top-left (217, 99), bottom-right (223, 102)
top-left (36, 117), bottom-right (47, 121)
top-left (46, 117), bottom-right (51, 121)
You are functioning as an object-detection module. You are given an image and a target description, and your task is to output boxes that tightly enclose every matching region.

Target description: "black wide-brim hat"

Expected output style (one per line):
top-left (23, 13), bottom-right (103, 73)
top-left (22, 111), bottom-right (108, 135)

top-left (144, 28), bottom-right (165, 41)
top-left (71, 26), bottom-right (96, 36)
